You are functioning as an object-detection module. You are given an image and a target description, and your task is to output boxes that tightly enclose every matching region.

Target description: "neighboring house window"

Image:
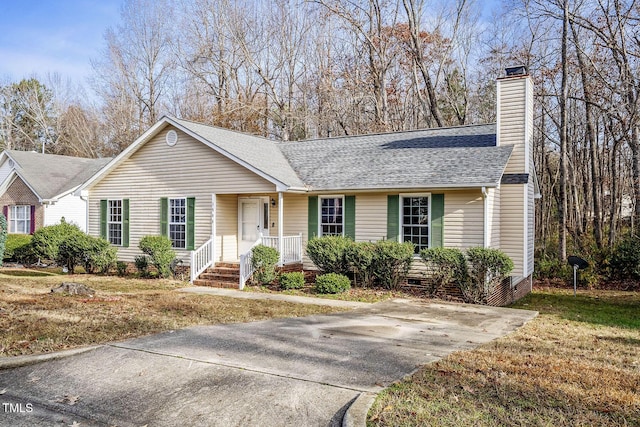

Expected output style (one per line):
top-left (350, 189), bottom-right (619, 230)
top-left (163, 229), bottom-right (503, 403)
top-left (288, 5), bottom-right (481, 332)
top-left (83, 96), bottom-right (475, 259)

top-left (169, 198), bottom-right (187, 249)
top-left (320, 196), bottom-right (343, 236)
top-left (10, 205), bottom-right (31, 234)
top-left (108, 200), bottom-right (123, 246)
top-left (401, 195), bottom-right (430, 254)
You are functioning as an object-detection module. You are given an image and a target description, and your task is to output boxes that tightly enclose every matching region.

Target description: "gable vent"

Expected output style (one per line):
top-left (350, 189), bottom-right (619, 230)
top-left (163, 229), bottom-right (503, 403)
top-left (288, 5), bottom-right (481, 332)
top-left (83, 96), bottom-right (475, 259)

top-left (8, 159), bottom-right (14, 168)
top-left (166, 130), bottom-right (178, 147)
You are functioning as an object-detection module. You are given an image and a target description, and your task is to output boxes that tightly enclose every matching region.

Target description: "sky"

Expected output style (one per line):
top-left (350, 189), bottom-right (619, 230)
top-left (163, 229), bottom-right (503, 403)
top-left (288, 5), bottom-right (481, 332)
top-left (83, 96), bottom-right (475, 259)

top-left (0, 0), bottom-right (122, 85)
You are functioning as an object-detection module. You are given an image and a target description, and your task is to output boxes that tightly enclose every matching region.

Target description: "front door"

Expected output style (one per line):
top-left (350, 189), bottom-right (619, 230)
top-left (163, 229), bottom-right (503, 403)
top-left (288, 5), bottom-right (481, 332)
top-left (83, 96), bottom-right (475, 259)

top-left (238, 198), bottom-right (262, 256)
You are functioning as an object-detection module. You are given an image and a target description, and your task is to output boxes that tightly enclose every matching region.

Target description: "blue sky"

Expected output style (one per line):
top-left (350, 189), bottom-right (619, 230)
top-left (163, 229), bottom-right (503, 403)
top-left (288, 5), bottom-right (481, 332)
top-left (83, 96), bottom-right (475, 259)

top-left (0, 0), bottom-right (122, 84)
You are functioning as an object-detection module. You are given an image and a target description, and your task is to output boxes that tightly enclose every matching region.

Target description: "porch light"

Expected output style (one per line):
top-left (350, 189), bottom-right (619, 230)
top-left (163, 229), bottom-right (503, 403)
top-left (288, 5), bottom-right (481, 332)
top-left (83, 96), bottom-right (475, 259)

top-left (271, 198), bottom-right (276, 207)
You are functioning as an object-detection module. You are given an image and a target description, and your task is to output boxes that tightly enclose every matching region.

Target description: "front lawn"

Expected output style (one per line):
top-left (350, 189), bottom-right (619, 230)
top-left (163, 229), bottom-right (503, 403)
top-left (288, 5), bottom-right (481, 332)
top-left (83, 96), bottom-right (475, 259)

top-left (0, 271), bottom-right (348, 357)
top-left (368, 288), bottom-right (640, 426)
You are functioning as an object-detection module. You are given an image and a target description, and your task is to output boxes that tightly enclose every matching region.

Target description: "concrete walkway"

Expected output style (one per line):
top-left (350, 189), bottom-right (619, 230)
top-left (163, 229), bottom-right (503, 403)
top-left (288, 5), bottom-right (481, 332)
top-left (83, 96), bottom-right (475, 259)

top-left (0, 295), bottom-right (537, 427)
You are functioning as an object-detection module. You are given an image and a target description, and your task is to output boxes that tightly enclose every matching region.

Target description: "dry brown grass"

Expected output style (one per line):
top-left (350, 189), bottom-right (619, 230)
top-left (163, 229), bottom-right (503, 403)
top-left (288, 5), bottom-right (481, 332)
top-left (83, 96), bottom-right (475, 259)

top-left (0, 271), bottom-right (347, 357)
top-left (368, 288), bottom-right (640, 426)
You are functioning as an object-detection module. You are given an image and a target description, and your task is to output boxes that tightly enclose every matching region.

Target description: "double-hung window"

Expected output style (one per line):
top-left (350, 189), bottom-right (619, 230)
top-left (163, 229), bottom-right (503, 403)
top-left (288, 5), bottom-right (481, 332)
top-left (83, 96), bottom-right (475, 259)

top-left (401, 195), bottom-right (430, 254)
top-left (320, 196), bottom-right (343, 236)
top-left (169, 198), bottom-right (187, 249)
top-left (108, 200), bottom-right (123, 245)
top-left (10, 205), bottom-right (31, 234)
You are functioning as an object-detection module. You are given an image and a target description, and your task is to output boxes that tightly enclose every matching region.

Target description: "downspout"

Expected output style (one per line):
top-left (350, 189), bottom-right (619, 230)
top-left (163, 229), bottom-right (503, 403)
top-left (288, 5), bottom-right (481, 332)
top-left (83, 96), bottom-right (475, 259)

top-left (482, 186), bottom-right (489, 248)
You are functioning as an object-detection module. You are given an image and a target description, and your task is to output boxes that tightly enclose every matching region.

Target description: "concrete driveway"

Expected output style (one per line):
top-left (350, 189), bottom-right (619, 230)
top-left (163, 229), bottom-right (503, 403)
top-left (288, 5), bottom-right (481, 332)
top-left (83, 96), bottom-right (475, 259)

top-left (0, 296), bottom-right (536, 427)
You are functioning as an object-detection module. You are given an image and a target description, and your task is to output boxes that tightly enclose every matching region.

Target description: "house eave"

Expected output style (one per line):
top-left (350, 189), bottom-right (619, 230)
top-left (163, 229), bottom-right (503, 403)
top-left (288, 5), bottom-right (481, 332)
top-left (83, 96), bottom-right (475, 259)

top-left (304, 182), bottom-right (501, 193)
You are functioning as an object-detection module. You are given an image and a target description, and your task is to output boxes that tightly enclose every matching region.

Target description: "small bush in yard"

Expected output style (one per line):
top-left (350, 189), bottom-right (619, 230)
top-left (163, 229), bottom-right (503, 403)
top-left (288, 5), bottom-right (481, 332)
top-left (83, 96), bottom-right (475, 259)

top-left (134, 255), bottom-right (150, 277)
top-left (306, 236), bottom-right (353, 275)
top-left (420, 247), bottom-right (467, 295)
top-left (279, 271), bottom-right (305, 290)
top-left (372, 240), bottom-right (414, 289)
top-left (345, 241), bottom-right (376, 287)
top-left (82, 237), bottom-right (117, 274)
top-left (462, 247), bottom-right (514, 304)
top-left (315, 273), bottom-right (351, 294)
top-left (116, 261), bottom-right (128, 276)
top-left (4, 234), bottom-right (33, 261)
top-left (609, 234), bottom-right (640, 280)
top-left (31, 220), bottom-right (80, 261)
top-left (250, 244), bottom-right (279, 285)
top-left (139, 236), bottom-right (176, 278)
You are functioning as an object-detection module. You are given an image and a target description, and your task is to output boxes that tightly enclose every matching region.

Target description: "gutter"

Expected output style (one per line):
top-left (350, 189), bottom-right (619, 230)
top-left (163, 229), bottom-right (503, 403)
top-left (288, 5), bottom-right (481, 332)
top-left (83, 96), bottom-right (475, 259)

top-left (482, 186), bottom-right (489, 248)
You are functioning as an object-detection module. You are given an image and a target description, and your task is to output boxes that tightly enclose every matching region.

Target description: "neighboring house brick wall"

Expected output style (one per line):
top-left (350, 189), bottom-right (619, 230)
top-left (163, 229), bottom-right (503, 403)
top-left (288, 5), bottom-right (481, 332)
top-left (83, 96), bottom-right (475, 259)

top-left (0, 176), bottom-right (43, 231)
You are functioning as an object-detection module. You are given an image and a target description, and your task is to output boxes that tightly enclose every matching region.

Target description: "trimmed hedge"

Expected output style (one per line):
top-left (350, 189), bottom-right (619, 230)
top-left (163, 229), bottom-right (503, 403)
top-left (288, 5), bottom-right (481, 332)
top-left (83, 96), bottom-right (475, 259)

top-left (372, 240), bottom-right (414, 289)
top-left (306, 236), bottom-right (352, 275)
top-left (420, 247), bottom-right (467, 295)
top-left (139, 236), bottom-right (176, 278)
top-left (279, 271), bottom-right (305, 290)
top-left (4, 234), bottom-right (33, 261)
top-left (462, 247), bottom-right (514, 304)
top-left (315, 273), bottom-right (351, 294)
top-left (251, 244), bottom-right (279, 285)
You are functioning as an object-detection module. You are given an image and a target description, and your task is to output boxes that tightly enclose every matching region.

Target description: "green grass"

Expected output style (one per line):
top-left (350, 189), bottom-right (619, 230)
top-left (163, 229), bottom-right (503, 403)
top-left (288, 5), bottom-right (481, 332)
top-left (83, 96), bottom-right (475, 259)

top-left (368, 288), bottom-right (640, 426)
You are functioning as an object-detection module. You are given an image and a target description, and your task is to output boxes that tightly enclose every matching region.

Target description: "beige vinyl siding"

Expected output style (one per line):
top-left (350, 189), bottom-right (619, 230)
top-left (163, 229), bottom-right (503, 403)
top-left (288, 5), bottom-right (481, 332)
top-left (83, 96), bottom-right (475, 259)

top-left (281, 193), bottom-right (311, 268)
top-left (499, 184), bottom-right (525, 279)
top-left (443, 190), bottom-right (484, 249)
top-left (484, 187), bottom-right (501, 248)
top-left (88, 126), bottom-right (277, 262)
top-left (527, 172), bottom-right (535, 276)
top-left (498, 77), bottom-right (530, 174)
top-left (355, 193), bottom-right (388, 242)
top-left (216, 194), bottom-right (238, 262)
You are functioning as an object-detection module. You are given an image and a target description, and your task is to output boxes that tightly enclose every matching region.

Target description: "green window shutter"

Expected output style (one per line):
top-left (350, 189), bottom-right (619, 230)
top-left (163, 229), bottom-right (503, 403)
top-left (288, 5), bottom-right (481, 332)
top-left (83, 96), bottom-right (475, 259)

top-left (308, 196), bottom-right (318, 239)
top-left (122, 199), bottom-right (130, 247)
top-left (100, 200), bottom-right (107, 239)
top-left (160, 197), bottom-right (168, 236)
top-left (344, 195), bottom-right (356, 239)
top-left (387, 195), bottom-right (399, 241)
top-left (187, 197), bottom-right (195, 250)
top-left (431, 193), bottom-right (444, 248)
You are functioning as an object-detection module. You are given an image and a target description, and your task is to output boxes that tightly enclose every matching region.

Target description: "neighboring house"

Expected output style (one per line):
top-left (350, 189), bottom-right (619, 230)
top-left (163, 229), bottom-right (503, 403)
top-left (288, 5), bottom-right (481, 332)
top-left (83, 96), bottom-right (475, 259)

top-left (0, 150), bottom-right (111, 233)
top-left (78, 67), bottom-right (539, 305)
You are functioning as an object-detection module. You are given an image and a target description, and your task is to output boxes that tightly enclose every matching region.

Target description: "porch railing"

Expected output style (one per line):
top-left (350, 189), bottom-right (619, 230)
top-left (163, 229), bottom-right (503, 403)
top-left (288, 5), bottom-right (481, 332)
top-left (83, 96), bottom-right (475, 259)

top-left (190, 238), bottom-right (214, 283)
top-left (262, 233), bottom-right (303, 265)
top-left (239, 234), bottom-right (303, 289)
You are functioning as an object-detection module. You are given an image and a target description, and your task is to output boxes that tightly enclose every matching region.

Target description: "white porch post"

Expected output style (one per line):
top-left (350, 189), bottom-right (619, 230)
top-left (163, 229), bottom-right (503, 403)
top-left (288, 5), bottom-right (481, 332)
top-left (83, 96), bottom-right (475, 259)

top-left (212, 193), bottom-right (217, 264)
top-left (278, 191), bottom-right (284, 266)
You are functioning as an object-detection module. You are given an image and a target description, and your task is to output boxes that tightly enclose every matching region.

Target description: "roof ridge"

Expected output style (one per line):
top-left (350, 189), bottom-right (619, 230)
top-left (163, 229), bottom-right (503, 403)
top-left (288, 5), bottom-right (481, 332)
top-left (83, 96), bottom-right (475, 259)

top-left (279, 122), bottom-right (497, 144)
top-left (170, 116), bottom-right (277, 144)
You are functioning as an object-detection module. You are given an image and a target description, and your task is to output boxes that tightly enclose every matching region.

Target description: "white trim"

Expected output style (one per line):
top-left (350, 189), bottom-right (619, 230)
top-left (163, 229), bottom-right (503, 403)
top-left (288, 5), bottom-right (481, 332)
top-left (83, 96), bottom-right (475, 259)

top-left (106, 199), bottom-right (124, 246)
top-left (482, 186), bottom-right (489, 248)
top-left (211, 193), bottom-right (217, 263)
top-left (522, 184), bottom-right (529, 278)
top-left (9, 204), bottom-right (32, 234)
top-left (278, 191), bottom-right (284, 266)
top-left (496, 79), bottom-right (502, 147)
top-left (399, 193), bottom-right (432, 252)
top-left (524, 77), bottom-right (532, 174)
top-left (168, 197), bottom-right (188, 250)
top-left (318, 195), bottom-right (345, 237)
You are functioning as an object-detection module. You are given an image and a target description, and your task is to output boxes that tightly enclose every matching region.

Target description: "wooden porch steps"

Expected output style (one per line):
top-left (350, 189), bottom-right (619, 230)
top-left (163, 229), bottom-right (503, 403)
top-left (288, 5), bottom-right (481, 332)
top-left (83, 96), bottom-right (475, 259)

top-left (193, 263), bottom-right (241, 289)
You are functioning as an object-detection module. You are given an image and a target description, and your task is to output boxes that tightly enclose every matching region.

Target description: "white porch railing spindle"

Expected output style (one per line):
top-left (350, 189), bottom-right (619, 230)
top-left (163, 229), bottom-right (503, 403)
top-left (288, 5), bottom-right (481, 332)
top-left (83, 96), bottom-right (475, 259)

top-left (237, 234), bottom-right (303, 288)
top-left (190, 238), bottom-right (214, 283)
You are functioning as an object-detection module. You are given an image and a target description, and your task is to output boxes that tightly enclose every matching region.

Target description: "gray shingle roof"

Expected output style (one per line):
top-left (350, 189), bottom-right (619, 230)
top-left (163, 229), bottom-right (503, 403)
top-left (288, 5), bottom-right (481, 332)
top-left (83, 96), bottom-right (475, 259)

top-left (278, 124), bottom-right (512, 191)
top-left (171, 118), bottom-right (306, 189)
top-left (6, 150), bottom-right (111, 200)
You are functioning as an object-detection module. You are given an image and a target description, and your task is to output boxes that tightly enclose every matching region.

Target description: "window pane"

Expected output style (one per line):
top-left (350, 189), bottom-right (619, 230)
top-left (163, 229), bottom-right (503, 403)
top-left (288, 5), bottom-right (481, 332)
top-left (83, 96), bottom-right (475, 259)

top-left (402, 196), bottom-right (429, 253)
top-left (169, 198), bottom-right (187, 248)
top-left (320, 197), bottom-right (344, 236)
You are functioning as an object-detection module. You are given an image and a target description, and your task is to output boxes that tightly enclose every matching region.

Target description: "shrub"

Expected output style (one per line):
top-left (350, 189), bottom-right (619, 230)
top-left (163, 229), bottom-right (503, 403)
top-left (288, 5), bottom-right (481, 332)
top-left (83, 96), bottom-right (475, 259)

top-left (134, 255), bottom-right (150, 277)
top-left (462, 247), bottom-right (514, 304)
top-left (0, 213), bottom-right (7, 264)
top-left (57, 232), bottom-right (90, 274)
top-left (306, 236), bottom-right (353, 275)
top-left (82, 237), bottom-right (117, 274)
top-left (4, 234), bottom-right (33, 261)
top-left (609, 234), bottom-right (640, 280)
top-left (315, 273), bottom-right (351, 294)
top-left (116, 261), bottom-right (128, 276)
top-left (250, 244), bottom-right (280, 285)
top-left (279, 271), bottom-right (305, 290)
top-left (31, 220), bottom-right (81, 262)
top-left (372, 240), bottom-right (415, 289)
top-left (345, 241), bottom-right (376, 287)
top-left (420, 247), bottom-right (467, 295)
top-left (139, 236), bottom-right (176, 278)
top-left (13, 243), bottom-right (38, 265)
